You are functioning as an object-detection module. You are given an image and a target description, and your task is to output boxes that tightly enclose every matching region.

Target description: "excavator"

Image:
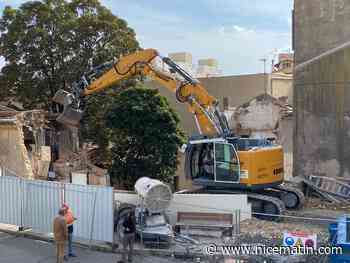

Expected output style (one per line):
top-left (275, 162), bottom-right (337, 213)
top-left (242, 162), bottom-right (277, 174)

top-left (53, 49), bottom-right (304, 220)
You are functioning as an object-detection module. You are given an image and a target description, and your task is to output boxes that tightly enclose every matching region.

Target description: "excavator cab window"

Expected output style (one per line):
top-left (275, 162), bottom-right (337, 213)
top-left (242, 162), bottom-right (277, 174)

top-left (214, 143), bottom-right (240, 183)
top-left (188, 142), bottom-right (215, 182)
top-left (188, 140), bottom-right (240, 185)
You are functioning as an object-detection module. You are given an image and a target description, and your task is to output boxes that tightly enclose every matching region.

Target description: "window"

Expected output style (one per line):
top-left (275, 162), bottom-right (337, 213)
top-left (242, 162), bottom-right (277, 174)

top-left (214, 143), bottom-right (240, 183)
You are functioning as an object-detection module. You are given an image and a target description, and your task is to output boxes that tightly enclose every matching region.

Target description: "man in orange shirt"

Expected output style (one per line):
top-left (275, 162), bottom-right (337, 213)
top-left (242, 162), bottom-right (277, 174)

top-left (62, 204), bottom-right (77, 258)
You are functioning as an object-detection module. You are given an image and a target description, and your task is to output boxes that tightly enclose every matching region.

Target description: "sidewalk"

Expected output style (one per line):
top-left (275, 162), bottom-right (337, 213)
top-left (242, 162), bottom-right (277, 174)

top-left (0, 232), bottom-right (186, 263)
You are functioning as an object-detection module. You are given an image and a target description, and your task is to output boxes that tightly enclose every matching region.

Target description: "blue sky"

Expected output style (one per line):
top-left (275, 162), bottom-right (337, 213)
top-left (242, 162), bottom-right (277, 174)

top-left (0, 0), bottom-right (294, 75)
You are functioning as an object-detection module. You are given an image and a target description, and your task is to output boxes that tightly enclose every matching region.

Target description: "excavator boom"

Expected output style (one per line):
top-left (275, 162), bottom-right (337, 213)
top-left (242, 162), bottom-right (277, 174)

top-left (53, 49), bottom-right (229, 136)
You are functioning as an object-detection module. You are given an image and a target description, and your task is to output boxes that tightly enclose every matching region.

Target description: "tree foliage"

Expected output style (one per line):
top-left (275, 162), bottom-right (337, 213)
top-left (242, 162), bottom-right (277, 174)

top-left (105, 87), bottom-right (186, 189)
top-left (0, 0), bottom-right (139, 109)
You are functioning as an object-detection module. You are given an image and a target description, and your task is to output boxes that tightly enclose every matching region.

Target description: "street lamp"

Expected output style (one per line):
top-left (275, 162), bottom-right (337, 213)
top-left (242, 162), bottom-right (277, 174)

top-left (260, 58), bottom-right (267, 94)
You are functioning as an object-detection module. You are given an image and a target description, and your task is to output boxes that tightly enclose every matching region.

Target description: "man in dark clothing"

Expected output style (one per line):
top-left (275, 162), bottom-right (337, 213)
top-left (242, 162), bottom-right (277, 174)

top-left (121, 212), bottom-right (136, 262)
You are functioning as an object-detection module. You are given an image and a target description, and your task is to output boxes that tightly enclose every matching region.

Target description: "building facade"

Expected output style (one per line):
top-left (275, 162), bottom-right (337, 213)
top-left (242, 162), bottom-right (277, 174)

top-left (293, 0), bottom-right (350, 178)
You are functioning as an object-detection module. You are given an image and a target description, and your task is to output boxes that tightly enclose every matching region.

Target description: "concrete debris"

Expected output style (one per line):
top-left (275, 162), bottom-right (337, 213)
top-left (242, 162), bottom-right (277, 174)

top-left (53, 146), bottom-right (109, 186)
top-left (232, 94), bottom-right (293, 138)
top-left (303, 175), bottom-right (350, 204)
top-left (0, 105), bottom-right (109, 184)
top-left (0, 106), bottom-right (49, 179)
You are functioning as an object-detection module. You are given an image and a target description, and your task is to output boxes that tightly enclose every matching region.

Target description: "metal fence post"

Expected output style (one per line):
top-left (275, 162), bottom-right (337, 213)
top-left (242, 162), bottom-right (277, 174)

top-left (232, 210), bottom-right (235, 236)
top-left (89, 190), bottom-right (98, 249)
top-left (232, 209), bottom-right (241, 235)
top-left (19, 178), bottom-right (25, 232)
top-left (236, 209), bottom-right (241, 235)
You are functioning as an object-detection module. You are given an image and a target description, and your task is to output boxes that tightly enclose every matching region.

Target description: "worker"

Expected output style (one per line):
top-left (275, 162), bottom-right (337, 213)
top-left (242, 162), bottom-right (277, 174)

top-left (53, 208), bottom-right (68, 263)
top-left (62, 203), bottom-right (77, 258)
top-left (121, 212), bottom-right (136, 263)
top-left (200, 144), bottom-right (214, 180)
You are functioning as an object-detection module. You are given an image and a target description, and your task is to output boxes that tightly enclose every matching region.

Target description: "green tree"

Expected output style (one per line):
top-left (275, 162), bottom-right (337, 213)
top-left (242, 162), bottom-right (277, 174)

top-left (0, 0), bottom-right (139, 109)
top-left (105, 87), bottom-right (186, 189)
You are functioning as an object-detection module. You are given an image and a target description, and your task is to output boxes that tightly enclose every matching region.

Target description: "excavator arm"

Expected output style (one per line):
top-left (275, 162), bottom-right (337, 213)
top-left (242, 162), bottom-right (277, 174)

top-left (53, 49), bottom-right (230, 136)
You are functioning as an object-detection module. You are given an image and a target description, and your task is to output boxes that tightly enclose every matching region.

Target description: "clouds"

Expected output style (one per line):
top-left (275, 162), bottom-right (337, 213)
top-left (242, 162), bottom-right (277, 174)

top-left (109, 0), bottom-right (293, 74)
top-left (138, 25), bottom-right (291, 75)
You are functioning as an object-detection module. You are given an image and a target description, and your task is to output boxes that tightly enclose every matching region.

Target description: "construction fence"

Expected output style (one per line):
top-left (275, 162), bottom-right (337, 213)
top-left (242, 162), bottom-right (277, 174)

top-left (0, 168), bottom-right (114, 244)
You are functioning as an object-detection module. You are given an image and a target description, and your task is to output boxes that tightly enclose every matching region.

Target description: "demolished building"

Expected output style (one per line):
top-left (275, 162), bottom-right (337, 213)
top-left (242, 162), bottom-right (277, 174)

top-left (0, 105), bottom-right (109, 185)
top-left (0, 105), bottom-right (48, 179)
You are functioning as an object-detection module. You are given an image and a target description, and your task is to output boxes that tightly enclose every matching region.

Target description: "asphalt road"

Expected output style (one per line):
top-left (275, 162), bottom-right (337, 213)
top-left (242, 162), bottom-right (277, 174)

top-left (0, 232), bottom-right (195, 263)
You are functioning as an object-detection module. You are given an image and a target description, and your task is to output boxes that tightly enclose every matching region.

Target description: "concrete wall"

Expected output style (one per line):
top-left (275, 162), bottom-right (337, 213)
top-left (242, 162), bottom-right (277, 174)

top-left (199, 74), bottom-right (268, 111)
top-left (294, 0), bottom-right (350, 65)
top-left (143, 73), bottom-right (268, 136)
top-left (114, 191), bottom-right (251, 226)
top-left (278, 116), bottom-right (294, 181)
top-left (294, 1), bottom-right (350, 178)
top-left (270, 75), bottom-right (293, 104)
top-left (0, 120), bottom-right (34, 179)
top-left (166, 194), bottom-right (251, 225)
top-left (294, 46), bottom-right (350, 178)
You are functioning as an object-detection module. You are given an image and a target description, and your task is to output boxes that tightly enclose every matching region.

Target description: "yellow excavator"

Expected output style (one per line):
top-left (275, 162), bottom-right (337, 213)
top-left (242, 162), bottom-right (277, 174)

top-left (53, 49), bottom-right (304, 220)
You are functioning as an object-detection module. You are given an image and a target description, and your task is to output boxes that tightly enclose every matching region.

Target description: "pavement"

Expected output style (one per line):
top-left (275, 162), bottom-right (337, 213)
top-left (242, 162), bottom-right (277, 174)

top-left (0, 232), bottom-right (195, 263)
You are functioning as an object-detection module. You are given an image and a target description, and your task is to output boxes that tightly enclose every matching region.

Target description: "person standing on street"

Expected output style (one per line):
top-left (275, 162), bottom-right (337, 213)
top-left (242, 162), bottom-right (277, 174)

top-left (121, 212), bottom-right (136, 263)
top-left (53, 208), bottom-right (68, 263)
top-left (62, 203), bottom-right (77, 258)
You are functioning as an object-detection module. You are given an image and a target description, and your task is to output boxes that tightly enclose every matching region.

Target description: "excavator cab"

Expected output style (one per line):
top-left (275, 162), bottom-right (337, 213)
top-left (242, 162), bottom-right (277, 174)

top-left (186, 138), bottom-right (240, 187)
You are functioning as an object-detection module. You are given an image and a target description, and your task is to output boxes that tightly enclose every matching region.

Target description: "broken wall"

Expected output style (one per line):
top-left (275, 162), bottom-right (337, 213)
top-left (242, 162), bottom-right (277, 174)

top-left (233, 94), bottom-right (284, 139)
top-left (231, 94), bottom-right (294, 180)
top-left (0, 117), bottom-right (34, 179)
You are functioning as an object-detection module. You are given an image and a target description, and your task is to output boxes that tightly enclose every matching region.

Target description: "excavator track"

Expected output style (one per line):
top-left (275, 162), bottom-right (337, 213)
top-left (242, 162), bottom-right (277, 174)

top-left (246, 192), bottom-right (286, 221)
top-left (255, 184), bottom-right (305, 210)
top-left (272, 184), bottom-right (305, 210)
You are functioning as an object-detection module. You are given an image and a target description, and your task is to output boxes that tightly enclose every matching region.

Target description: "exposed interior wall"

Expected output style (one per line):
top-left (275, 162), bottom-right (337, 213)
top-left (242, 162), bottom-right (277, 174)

top-left (30, 146), bottom-right (51, 180)
top-left (234, 95), bottom-right (281, 139)
top-left (0, 118), bottom-right (34, 179)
